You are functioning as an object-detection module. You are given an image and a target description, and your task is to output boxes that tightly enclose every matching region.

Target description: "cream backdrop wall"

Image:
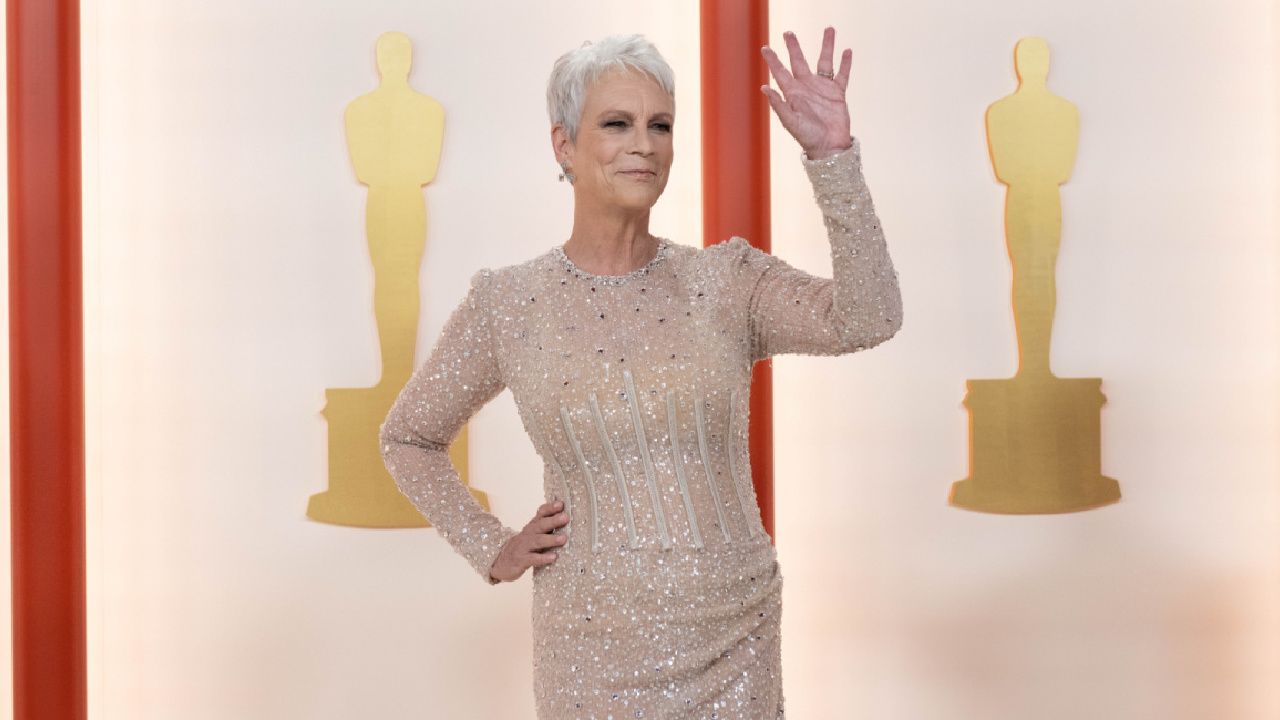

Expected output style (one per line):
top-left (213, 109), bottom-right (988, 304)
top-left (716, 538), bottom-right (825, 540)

top-left (764, 2), bottom-right (1280, 718)
top-left (79, 2), bottom-right (703, 718)
top-left (63, 0), bottom-right (1278, 719)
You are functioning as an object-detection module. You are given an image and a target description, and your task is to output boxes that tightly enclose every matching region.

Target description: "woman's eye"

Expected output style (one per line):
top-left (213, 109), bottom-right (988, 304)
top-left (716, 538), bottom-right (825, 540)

top-left (604, 120), bottom-right (628, 128)
top-left (652, 123), bottom-right (672, 133)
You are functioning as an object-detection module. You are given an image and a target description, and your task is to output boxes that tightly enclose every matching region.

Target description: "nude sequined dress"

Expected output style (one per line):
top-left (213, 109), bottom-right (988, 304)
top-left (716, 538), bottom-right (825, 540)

top-left (380, 136), bottom-right (902, 719)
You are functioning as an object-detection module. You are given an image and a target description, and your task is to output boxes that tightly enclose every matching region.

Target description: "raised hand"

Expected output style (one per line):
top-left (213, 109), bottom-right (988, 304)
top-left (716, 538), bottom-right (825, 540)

top-left (488, 499), bottom-right (570, 583)
top-left (761, 27), bottom-right (854, 160)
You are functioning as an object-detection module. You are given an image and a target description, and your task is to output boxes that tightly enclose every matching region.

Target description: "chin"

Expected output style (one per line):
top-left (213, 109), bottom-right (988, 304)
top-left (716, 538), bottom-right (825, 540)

top-left (621, 199), bottom-right (661, 212)
top-left (612, 192), bottom-right (662, 212)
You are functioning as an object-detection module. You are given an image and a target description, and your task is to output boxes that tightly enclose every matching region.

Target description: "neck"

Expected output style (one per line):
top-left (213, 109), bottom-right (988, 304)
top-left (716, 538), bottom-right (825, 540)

top-left (563, 201), bottom-right (658, 276)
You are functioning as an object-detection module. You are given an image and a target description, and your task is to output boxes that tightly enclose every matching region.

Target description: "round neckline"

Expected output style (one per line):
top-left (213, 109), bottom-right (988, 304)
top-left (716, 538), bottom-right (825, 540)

top-left (553, 237), bottom-right (671, 285)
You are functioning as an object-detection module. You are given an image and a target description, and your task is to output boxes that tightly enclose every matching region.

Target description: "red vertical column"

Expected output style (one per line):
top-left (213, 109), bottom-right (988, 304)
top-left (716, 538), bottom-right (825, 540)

top-left (8, 0), bottom-right (86, 717)
top-left (700, 0), bottom-right (775, 540)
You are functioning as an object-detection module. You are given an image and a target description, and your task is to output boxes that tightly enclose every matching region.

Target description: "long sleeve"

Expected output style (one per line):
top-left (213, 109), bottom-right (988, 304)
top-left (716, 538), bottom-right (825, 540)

top-left (379, 268), bottom-right (520, 586)
top-left (743, 135), bottom-right (903, 362)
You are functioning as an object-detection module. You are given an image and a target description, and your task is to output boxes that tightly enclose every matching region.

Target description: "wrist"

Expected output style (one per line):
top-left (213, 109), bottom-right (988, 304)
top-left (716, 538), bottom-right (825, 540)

top-left (803, 136), bottom-right (854, 161)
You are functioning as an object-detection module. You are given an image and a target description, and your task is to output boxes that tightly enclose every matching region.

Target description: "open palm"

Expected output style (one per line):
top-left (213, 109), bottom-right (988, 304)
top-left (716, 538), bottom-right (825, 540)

top-left (761, 27), bottom-right (853, 160)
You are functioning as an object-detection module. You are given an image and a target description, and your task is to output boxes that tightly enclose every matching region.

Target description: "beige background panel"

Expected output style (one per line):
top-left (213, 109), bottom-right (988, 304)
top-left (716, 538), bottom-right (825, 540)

top-left (768, 2), bottom-right (1279, 719)
top-left (81, 2), bottom-right (701, 718)
top-left (68, 1), bottom-right (1280, 720)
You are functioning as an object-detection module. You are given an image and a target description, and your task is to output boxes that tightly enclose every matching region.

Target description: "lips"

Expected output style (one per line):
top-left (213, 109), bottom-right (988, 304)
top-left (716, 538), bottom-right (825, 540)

top-left (620, 170), bottom-right (655, 178)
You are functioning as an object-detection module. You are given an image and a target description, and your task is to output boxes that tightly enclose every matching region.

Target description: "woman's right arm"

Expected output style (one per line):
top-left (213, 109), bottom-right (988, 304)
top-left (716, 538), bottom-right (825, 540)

top-left (378, 268), bottom-right (520, 585)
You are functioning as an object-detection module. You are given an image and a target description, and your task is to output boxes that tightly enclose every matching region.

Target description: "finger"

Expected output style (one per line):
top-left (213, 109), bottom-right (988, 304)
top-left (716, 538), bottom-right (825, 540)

top-left (760, 46), bottom-right (795, 91)
top-left (815, 26), bottom-right (835, 77)
top-left (783, 30), bottom-right (811, 78)
top-left (760, 85), bottom-right (798, 127)
top-left (538, 511), bottom-right (569, 533)
top-left (835, 48), bottom-right (852, 90)
top-left (536, 500), bottom-right (562, 517)
top-left (533, 532), bottom-right (567, 550)
top-left (525, 507), bottom-right (553, 529)
top-left (531, 550), bottom-right (558, 565)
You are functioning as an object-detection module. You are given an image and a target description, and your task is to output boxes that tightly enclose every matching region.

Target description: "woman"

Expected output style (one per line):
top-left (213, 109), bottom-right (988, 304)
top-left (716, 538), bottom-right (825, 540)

top-left (380, 28), bottom-right (902, 719)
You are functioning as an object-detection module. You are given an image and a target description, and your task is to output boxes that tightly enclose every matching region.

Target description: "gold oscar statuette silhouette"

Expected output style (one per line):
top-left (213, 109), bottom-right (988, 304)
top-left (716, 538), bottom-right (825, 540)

top-left (308, 31), bottom-right (494, 527)
top-left (949, 37), bottom-right (1121, 513)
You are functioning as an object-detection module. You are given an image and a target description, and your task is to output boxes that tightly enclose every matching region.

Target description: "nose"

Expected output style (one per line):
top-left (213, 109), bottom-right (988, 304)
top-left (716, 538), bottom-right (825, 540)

top-left (630, 127), bottom-right (654, 156)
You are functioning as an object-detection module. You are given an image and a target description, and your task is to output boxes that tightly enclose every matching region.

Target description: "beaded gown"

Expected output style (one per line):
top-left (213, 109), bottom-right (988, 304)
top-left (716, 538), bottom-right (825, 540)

top-left (379, 136), bottom-right (902, 719)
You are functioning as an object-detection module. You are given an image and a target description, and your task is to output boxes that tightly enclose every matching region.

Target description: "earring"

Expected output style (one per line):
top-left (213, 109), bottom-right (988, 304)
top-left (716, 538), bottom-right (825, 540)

top-left (558, 162), bottom-right (575, 185)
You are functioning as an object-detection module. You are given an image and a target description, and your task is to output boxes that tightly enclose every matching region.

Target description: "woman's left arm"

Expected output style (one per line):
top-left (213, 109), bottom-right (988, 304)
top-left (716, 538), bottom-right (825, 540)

top-left (747, 27), bottom-right (903, 361)
top-left (744, 135), bottom-right (902, 361)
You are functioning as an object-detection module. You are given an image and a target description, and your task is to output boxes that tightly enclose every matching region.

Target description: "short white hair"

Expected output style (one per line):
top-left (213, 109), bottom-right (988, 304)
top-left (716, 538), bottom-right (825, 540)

top-left (546, 34), bottom-right (675, 142)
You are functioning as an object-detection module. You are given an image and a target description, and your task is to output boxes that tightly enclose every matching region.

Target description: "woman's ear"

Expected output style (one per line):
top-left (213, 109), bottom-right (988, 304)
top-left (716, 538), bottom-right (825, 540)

top-left (550, 123), bottom-right (574, 165)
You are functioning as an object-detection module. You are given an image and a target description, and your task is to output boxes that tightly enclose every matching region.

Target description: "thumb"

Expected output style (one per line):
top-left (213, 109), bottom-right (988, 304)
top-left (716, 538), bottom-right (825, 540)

top-left (760, 85), bottom-right (796, 127)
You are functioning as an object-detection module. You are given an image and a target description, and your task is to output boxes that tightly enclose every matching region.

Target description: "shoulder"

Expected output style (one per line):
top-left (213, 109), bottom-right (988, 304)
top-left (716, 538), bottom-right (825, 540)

top-left (466, 266), bottom-right (498, 295)
top-left (465, 248), bottom-right (559, 308)
top-left (671, 237), bottom-right (774, 303)
top-left (459, 268), bottom-right (494, 314)
top-left (487, 246), bottom-right (558, 281)
top-left (700, 236), bottom-right (775, 275)
top-left (692, 236), bottom-right (765, 263)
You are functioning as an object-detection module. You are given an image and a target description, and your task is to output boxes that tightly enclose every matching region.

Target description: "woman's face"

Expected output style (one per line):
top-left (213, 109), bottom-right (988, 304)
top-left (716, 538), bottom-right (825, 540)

top-left (554, 68), bottom-right (674, 213)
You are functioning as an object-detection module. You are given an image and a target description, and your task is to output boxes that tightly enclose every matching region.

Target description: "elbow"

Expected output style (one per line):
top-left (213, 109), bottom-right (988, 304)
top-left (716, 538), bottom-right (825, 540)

top-left (881, 280), bottom-right (904, 336)
top-left (875, 305), bottom-right (905, 347)
top-left (882, 305), bottom-right (904, 342)
top-left (377, 417), bottom-right (423, 467)
top-left (837, 305), bottom-right (902, 354)
top-left (378, 416), bottom-right (452, 463)
top-left (377, 420), bottom-right (409, 480)
top-left (377, 421), bottom-right (398, 462)
top-left (848, 325), bottom-right (899, 353)
top-left (832, 275), bottom-right (902, 354)
top-left (376, 420), bottom-right (441, 500)
top-left (869, 289), bottom-right (905, 347)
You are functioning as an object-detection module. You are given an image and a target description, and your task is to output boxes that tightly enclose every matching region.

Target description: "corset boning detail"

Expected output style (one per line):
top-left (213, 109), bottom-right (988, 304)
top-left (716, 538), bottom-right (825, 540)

top-left (543, 368), bottom-right (764, 557)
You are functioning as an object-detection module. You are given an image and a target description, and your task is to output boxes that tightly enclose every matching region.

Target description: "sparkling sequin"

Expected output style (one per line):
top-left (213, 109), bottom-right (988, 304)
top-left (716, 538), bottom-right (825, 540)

top-left (553, 237), bottom-right (675, 286)
top-left (665, 389), bottom-right (706, 549)
top-left (379, 136), bottom-right (901, 719)
top-left (624, 367), bottom-right (673, 550)
top-left (727, 389), bottom-right (759, 539)
top-left (695, 395), bottom-right (734, 544)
